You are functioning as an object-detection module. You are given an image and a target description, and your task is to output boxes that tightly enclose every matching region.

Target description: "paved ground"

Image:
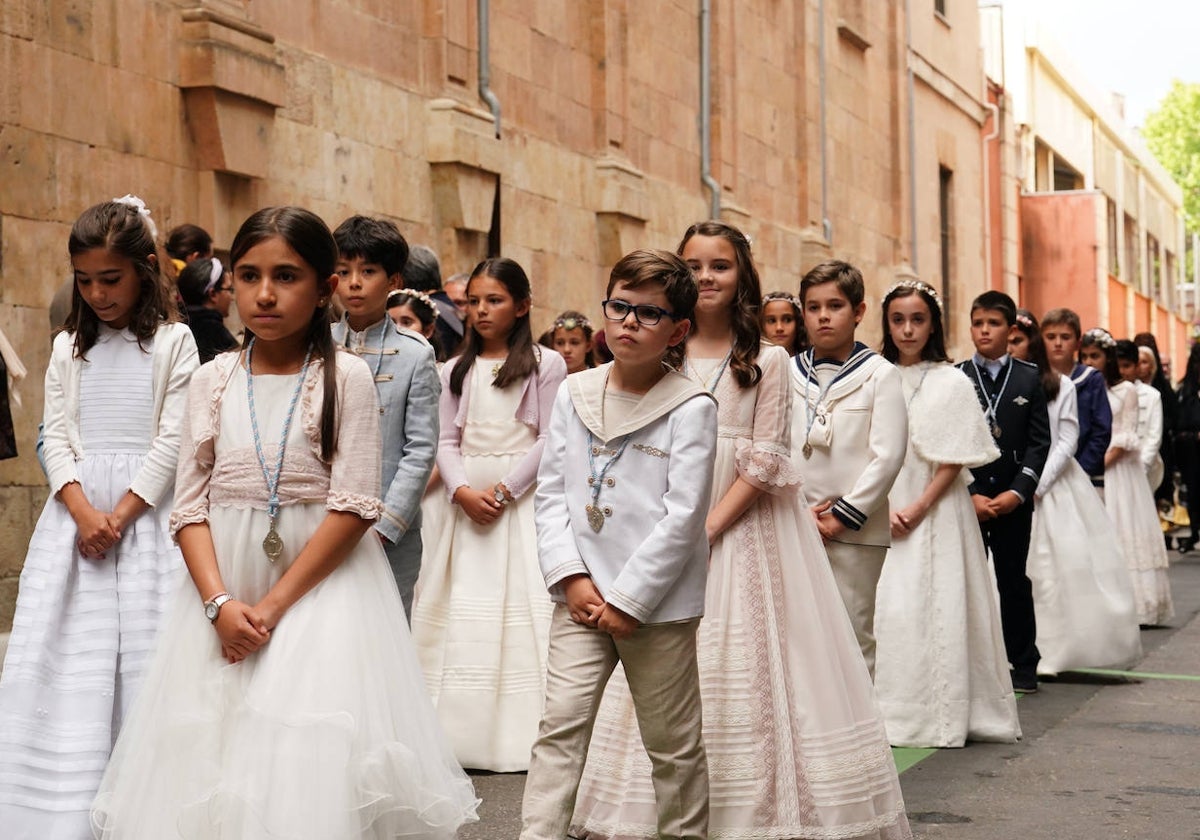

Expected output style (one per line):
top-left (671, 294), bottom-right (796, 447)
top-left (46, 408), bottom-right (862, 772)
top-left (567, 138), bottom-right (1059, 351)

top-left (2, 550), bottom-right (1195, 839)
top-left (462, 549), bottom-right (1200, 839)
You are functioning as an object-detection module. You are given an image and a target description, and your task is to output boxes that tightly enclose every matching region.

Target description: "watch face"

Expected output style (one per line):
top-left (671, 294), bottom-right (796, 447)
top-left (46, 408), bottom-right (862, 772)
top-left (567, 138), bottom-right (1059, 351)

top-left (494, 489), bottom-right (505, 502)
top-left (205, 602), bottom-right (218, 620)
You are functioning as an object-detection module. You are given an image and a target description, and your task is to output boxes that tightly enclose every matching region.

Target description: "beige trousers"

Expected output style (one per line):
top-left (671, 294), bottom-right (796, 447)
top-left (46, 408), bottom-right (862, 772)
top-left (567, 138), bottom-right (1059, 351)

top-left (825, 540), bottom-right (887, 678)
top-left (520, 604), bottom-right (708, 840)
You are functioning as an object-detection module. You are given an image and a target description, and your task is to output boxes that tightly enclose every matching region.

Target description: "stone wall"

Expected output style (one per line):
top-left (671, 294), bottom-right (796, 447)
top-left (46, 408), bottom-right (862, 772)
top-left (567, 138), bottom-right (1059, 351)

top-left (0, 0), bottom-right (990, 627)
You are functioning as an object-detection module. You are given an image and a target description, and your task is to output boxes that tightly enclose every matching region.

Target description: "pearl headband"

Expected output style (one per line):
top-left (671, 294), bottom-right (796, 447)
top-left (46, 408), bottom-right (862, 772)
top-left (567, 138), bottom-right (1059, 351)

top-left (387, 288), bottom-right (436, 311)
top-left (884, 278), bottom-right (943, 310)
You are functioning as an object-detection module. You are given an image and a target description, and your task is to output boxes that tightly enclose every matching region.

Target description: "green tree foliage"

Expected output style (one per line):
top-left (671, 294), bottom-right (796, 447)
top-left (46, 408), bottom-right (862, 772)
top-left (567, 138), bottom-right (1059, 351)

top-left (1143, 80), bottom-right (1200, 235)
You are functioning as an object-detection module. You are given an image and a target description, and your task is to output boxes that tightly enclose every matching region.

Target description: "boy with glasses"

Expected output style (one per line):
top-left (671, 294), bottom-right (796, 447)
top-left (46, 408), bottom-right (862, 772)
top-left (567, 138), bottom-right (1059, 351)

top-left (521, 250), bottom-right (716, 840)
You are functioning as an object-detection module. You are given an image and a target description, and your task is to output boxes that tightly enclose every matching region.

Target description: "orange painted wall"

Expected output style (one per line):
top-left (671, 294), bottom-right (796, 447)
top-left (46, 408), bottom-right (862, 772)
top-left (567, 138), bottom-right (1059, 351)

top-left (1132, 293), bottom-right (1152, 337)
top-left (1108, 275), bottom-right (1127, 333)
top-left (1020, 192), bottom-right (1100, 326)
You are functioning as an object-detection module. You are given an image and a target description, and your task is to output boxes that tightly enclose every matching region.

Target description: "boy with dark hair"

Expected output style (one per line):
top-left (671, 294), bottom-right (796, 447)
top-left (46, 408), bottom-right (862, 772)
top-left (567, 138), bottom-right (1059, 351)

top-left (521, 249), bottom-right (716, 840)
top-left (792, 259), bottom-right (907, 676)
top-left (1041, 307), bottom-right (1112, 487)
top-left (959, 290), bottom-right (1051, 693)
top-left (331, 215), bottom-right (440, 618)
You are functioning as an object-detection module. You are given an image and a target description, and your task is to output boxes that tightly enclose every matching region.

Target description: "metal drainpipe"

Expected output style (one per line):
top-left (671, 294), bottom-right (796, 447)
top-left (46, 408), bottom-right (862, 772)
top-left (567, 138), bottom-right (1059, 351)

top-left (700, 0), bottom-right (721, 219)
top-left (478, 0), bottom-right (501, 138)
top-left (904, 0), bottom-right (918, 273)
top-left (983, 97), bottom-right (1000, 290)
top-left (818, 0), bottom-right (831, 242)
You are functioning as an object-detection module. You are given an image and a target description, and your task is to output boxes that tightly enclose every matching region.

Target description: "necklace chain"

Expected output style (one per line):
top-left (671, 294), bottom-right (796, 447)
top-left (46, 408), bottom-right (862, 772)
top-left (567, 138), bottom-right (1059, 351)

top-left (245, 337), bottom-right (312, 560)
top-left (585, 369), bottom-right (630, 532)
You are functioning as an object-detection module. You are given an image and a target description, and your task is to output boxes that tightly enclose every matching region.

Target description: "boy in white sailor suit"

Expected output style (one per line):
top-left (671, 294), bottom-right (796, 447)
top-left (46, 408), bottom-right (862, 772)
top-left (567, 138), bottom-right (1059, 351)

top-left (521, 250), bottom-right (717, 840)
top-left (331, 216), bottom-right (440, 619)
top-left (791, 260), bottom-right (906, 677)
top-left (958, 290), bottom-right (1051, 694)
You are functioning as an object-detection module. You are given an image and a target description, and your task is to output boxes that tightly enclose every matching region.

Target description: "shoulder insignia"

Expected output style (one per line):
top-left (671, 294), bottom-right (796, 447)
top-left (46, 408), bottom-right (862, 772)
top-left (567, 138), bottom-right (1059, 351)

top-left (1013, 395), bottom-right (1029, 405)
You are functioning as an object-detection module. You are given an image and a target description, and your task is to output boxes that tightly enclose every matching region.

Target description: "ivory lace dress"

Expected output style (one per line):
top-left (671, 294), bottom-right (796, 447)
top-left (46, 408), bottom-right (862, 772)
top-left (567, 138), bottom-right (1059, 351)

top-left (873, 362), bottom-right (1020, 748)
top-left (1104, 380), bottom-right (1174, 626)
top-left (90, 352), bottom-right (479, 839)
top-left (1028, 375), bottom-right (1141, 674)
top-left (571, 344), bottom-right (910, 840)
top-left (0, 325), bottom-right (189, 840)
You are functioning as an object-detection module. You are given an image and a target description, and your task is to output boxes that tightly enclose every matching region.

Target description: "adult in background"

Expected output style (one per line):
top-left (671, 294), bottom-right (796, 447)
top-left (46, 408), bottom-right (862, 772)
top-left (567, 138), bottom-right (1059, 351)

top-left (404, 245), bottom-right (464, 357)
top-left (164, 223), bottom-right (214, 274)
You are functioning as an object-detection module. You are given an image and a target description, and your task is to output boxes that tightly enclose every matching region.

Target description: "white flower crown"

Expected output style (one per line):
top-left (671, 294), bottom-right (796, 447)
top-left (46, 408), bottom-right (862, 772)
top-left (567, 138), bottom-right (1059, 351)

top-left (884, 278), bottom-right (943, 310)
top-left (387, 288), bottom-right (436, 311)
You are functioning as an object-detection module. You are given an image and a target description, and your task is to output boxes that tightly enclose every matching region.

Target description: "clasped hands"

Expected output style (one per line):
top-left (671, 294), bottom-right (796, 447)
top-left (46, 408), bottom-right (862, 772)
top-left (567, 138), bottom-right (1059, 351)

top-left (562, 574), bottom-right (638, 640)
top-left (452, 483), bottom-right (511, 526)
top-left (971, 490), bottom-right (1021, 521)
top-left (74, 505), bottom-right (125, 559)
top-left (212, 598), bottom-right (282, 664)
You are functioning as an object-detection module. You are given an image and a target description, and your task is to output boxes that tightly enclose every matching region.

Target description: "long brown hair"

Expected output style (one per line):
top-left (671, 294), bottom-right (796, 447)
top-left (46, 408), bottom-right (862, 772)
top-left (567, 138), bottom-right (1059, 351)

top-left (677, 220), bottom-right (762, 388)
top-left (229, 207), bottom-right (340, 462)
top-left (449, 258), bottom-right (538, 397)
top-left (66, 199), bottom-right (178, 358)
top-left (1012, 309), bottom-right (1060, 401)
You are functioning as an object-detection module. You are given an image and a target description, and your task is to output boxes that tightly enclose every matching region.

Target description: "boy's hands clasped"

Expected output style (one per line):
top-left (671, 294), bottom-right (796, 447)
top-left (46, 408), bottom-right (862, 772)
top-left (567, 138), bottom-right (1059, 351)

top-left (562, 574), bottom-right (638, 639)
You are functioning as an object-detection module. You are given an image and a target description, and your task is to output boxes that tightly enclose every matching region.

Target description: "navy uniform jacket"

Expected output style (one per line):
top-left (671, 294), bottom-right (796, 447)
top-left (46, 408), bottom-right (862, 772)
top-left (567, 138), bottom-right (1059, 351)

top-left (1070, 362), bottom-right (1112, 483)
top-left (957, 357), bottom-right (1051, 502)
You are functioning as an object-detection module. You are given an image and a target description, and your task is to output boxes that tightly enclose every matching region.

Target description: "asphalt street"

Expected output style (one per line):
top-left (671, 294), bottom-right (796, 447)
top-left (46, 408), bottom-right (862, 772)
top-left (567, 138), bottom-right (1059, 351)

top-left (461, 549), bottom-right (1200, 839)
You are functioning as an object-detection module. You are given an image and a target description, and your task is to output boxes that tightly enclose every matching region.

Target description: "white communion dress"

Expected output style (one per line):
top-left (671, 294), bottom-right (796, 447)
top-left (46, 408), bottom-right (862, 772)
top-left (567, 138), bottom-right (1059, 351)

top-left (873, 361), bottom-right (1021, 748)
top-left (1104, 380), bottom-right (1174, 626)
top-left (411, 357), bottom-right (556, 772)
top-left (1028, 375), bottom-right (1141, 674)
top-left (0, 325), bottom-right (189, 840)
top-left (91, 352), bottom-right (479, 839)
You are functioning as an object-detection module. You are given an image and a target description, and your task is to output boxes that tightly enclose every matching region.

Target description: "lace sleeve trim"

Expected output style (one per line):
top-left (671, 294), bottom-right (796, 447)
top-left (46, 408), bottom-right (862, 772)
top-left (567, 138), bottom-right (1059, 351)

top-left (168, 504), bottom-right (209, 540)
top-left (302, 361), bottom-right (324, 461)
top-left (734, 438), bottom-right (803, 493)
top-left (327, 491), bottom-right (383, 520)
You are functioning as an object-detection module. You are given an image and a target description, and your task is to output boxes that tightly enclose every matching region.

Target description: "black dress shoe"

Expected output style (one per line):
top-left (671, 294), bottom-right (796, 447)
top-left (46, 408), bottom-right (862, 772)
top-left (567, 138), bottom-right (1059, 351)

top-left (1011, 672), bottom-right (1038, 693)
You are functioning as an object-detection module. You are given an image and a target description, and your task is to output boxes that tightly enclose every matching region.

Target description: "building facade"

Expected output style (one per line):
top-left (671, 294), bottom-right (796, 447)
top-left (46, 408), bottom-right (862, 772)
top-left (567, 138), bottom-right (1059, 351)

top-left (0, 0), bottom-right (992, 627)
top-left (982, 2), bottom-right (1191, 369)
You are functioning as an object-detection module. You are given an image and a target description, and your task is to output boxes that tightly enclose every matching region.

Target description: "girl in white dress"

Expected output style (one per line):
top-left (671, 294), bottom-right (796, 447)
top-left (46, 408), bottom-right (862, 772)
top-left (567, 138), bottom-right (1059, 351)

top-left (572, 221), bottom-right (910, 840)
top-left (1081, 330), bottom-right (1174, 626)
top-left (1010, 314), bottom-right (1140, 675)
top-left (760, 290), bottom-right (808, 354)
top-left (0, 197), bottom-right (199, 839)
top-left (1130, 346), bottom-right (1165, 492)
top-left (91, 206), bottom-right (478, 838)
top-left (872, 280), bottom-right (1019, 748)
top-left (411, 258), bottom-right (567, 772)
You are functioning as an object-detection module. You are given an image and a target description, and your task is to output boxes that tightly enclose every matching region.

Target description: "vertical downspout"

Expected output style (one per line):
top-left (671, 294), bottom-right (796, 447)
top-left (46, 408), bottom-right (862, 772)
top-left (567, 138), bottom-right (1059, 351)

top-left (983, 97), bottom-right (1000, 290)
top-left (700, 0), bottom-right (721, 219)
top-left (478, 0), bottom-right (501, 138)
top-left (904, 0), bottom-right (918, 272)
top-left (818, 0), bottom-right (831, 242)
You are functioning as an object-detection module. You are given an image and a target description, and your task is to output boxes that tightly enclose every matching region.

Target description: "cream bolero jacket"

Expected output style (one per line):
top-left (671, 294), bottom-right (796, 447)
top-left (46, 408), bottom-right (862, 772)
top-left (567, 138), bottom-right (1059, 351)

top-left (535, 366), bottom-right (718, 624)
top-left (169, 350), bottom-right (384, 537)
top-left (42, 322), bottom-right (199, 506)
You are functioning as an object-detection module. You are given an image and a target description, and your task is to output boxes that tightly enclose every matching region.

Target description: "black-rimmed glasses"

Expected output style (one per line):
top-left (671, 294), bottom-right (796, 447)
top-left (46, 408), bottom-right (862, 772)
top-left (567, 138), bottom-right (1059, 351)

top-left (601, 298), bottom-right (679, 326)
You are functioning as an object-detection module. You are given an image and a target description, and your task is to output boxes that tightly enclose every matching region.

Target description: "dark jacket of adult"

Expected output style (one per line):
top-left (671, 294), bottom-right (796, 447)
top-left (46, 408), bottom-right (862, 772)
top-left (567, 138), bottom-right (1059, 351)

top-left (185, 307), bottom-right (238, 364)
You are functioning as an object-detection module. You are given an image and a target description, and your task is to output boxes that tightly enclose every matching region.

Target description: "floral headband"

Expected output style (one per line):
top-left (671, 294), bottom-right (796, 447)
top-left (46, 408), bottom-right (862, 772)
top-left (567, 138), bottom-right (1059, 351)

top-left (1084, 327), bottom-right (1116, 349)
top-left (762, 291), bottom-right (800, 307)
top-left (885, 278), bottom-right (943, 310)
top-left (1015, 312), bottom-right (1034, 328)
top-left (112, 194), bottom-right (158, 240)
top-left (553, 314), bottom-right (591, 332)
top-left (387, 288), bottom-right (436, 311)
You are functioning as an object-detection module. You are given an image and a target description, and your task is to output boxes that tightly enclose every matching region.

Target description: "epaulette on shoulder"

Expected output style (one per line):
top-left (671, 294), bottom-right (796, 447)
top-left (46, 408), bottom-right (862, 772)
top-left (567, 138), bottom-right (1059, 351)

top-left (1013, 357), bottom-right (1038, 369)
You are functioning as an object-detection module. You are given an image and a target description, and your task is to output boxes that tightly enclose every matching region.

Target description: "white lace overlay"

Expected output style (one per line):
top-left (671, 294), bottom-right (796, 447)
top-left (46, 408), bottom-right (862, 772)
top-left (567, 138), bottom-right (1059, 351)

top-left (733, 438), bottom-right (803, 493)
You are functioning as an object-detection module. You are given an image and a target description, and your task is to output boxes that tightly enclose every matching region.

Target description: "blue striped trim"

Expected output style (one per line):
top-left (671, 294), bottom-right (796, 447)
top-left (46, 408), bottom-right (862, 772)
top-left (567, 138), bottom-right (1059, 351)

top-left (793, 342), bottom-right (877, 385)
top-left (1021, 466), bottom-right (1040, 481)
top-left (832, 497), bottom-right (867, 530)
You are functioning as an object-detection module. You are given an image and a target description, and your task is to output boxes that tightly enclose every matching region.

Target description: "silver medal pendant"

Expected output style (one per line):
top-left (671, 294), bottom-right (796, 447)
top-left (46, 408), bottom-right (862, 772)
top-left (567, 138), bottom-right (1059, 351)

top-left (263, 527), bottom-right (283, 562)
top-left (802, 442), bottom-right (813, 459)
top-left (991, 422), bottom-right (1002, 439)
top-left (586, 504), bottom-right (605, 533)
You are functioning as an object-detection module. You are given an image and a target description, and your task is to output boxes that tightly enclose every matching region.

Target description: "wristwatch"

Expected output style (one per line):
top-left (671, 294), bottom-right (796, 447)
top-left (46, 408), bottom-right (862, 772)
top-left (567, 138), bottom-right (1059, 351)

top-left (204, 592), bottom-right (232, 622)
top-left (493, 484), bottom-right (510, 506)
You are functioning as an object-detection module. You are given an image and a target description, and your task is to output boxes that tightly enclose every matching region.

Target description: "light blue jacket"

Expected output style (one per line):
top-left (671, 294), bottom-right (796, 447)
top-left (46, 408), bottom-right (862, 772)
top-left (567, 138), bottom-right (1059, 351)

top-left (332, 317), bottom-right (440, 542)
